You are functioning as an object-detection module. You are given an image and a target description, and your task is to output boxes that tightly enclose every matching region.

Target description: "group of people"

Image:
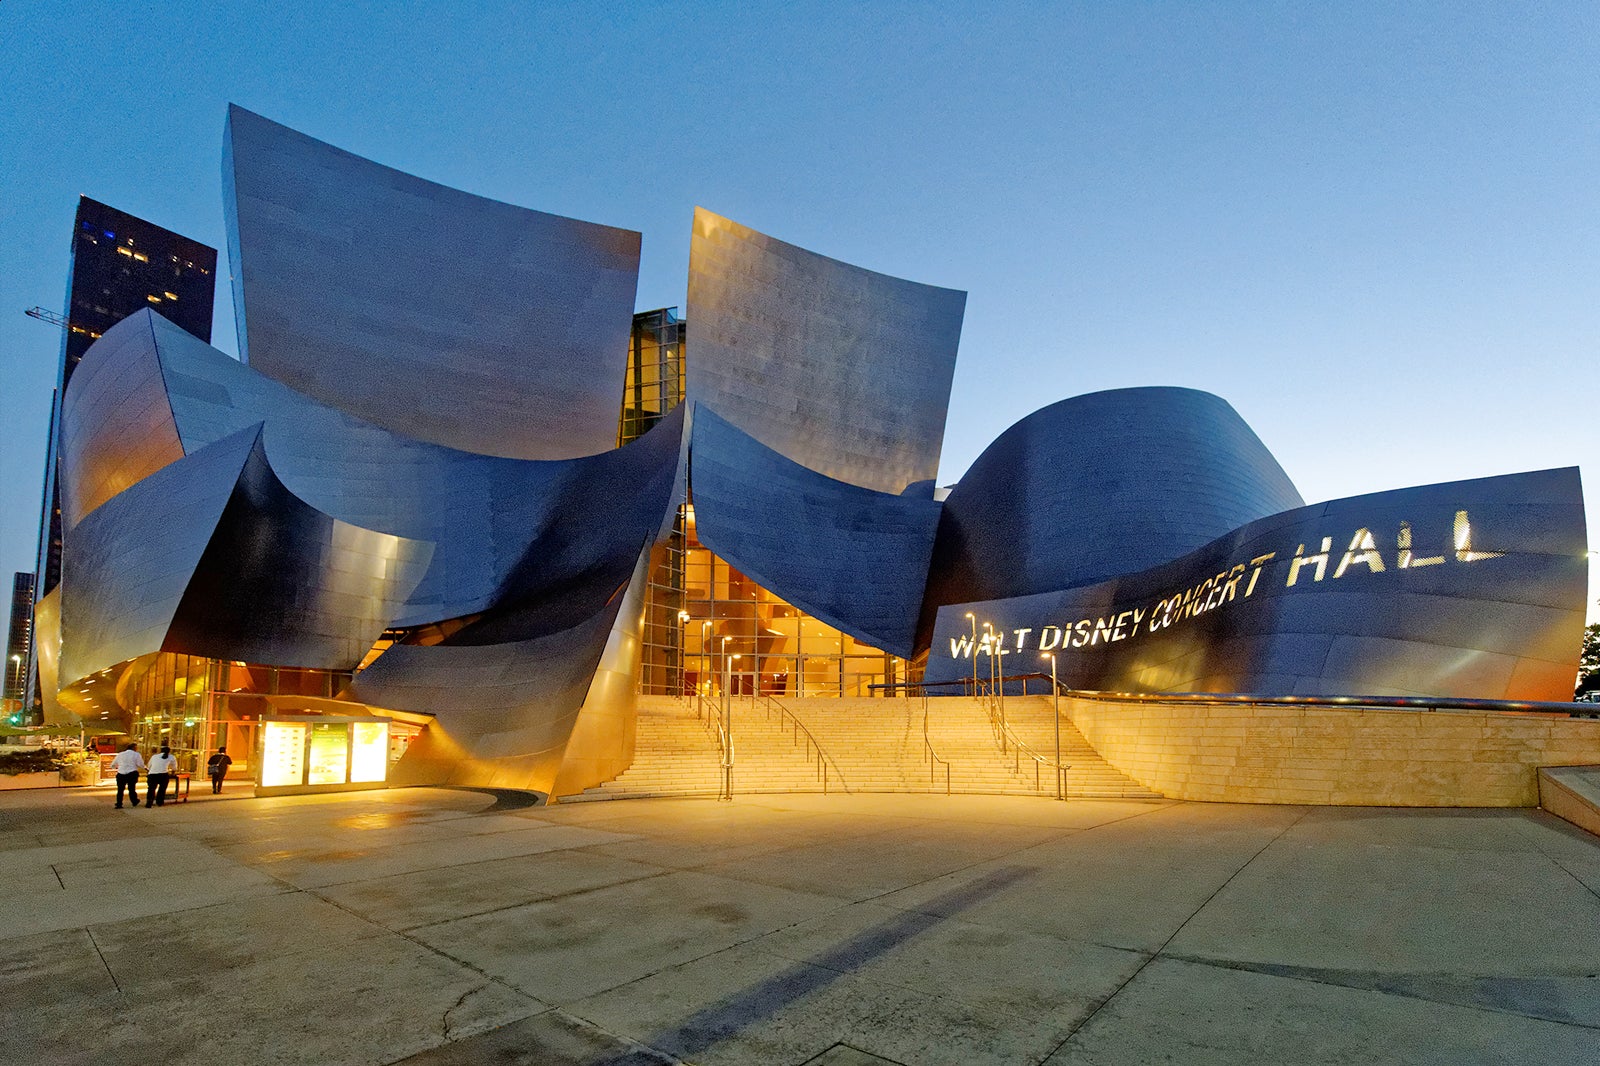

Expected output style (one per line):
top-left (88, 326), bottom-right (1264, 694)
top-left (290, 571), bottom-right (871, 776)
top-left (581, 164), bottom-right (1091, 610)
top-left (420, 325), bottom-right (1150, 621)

top-left (108, 743), bottom-right (233, 808)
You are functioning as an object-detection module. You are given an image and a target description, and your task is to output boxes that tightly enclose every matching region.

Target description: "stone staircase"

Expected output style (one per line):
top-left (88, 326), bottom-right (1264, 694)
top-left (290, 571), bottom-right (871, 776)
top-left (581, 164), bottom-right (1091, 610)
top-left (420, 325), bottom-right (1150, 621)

top-left (568, 694), bottom-right (1161, 801)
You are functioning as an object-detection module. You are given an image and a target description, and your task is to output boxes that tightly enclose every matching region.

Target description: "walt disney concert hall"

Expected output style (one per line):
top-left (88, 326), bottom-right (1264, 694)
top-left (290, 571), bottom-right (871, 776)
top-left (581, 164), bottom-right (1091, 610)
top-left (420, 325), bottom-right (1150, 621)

top-left (36, 105), bottom-right (1591, 804)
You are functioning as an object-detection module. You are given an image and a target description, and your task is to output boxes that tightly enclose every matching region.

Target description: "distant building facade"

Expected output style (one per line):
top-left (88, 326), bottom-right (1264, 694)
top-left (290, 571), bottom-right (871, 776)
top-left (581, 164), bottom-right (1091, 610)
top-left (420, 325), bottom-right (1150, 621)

top-left (3, 573), bottom-right (33, 711)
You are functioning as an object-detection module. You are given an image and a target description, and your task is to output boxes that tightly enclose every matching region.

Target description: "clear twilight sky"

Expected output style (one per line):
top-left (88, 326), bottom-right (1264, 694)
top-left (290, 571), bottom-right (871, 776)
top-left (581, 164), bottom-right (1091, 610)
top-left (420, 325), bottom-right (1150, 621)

top-left (1, 2), bottom-right (1596, 623)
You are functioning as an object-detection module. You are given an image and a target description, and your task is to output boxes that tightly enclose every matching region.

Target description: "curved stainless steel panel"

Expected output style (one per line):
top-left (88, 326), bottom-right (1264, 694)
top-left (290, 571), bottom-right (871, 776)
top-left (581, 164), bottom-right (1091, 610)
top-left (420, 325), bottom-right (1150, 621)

top-left (59, 427), bottom-right (260, 684)
top-left (58, 426), bottom-right (433, 684)
top-left (924, 468), bottom-right (1588, 701)
top-left (921, 386), bottom-right (1303, 644)
top-left (125, 312), bottom-right (684, 629)
top-left (350, 590), bottom-right (627, 797)
top-left (163, 435), bottom-right (435, 671)
top-left (224, 104), bottom-right (640, 460)
top-left (58, 313), bottom-right (186, 528)
top-left (689, 405), bottom-right (942, 658)
top-left (686, 207), bottom-right (965, 496)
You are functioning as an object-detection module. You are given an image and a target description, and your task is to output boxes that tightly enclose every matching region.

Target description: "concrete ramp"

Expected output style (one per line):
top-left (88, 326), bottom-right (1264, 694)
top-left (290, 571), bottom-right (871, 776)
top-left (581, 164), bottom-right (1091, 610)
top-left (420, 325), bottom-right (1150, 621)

top-left (1538, 766), bottom-right (1600, 837)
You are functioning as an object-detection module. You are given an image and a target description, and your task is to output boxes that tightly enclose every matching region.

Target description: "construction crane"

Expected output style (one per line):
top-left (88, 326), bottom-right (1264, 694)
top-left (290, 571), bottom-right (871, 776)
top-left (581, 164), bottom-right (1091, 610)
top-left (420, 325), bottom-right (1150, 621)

top-left (25, 306), bottom-right (68, 329)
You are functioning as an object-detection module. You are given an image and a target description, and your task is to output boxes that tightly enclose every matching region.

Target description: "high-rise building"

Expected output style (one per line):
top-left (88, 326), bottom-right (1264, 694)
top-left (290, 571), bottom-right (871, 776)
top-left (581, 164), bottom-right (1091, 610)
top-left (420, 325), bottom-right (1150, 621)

top-left (3, 573), bottom-right (33, 713)
top-left (23, 199), bottom-right (216, 721)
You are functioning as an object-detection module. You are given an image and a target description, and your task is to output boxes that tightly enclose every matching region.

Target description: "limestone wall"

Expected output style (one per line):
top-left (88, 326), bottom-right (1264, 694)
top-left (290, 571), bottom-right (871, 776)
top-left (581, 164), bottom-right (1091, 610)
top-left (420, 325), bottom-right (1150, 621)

top-left (1063, 697), bottom-right (1600, 807)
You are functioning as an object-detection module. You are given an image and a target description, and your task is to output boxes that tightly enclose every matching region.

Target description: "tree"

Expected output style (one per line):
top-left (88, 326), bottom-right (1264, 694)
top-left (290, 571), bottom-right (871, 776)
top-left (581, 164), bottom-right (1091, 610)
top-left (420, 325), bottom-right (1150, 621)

top-left (1580, 620), bottom-right (1600, 700)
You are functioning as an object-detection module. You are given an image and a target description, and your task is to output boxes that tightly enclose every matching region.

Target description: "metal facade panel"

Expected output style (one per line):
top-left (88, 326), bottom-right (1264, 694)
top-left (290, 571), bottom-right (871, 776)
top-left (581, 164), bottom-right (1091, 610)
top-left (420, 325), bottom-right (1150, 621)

top-left (58, 312), bottom-right (186, 528)
top-left (686, 207), bottom-right (965, 495)
top-left (162, 438), bottom-right (435, 671)
top-left (924, 468), bottom-right (1588, 701)
top-left (58, 426), bottom-right (433, 683)
top-left (689, 406), bottom-right (942, 658)
top-left (920, 387), bottom-right (1304, 644)
top-left (350, 594), bottom-right (625, 797)
top-left (58, 428), bottom-right (260, 684)
top-left (223, 105), bottom-right (640, 460)
top-left (140, 314), bottom-right (684, 630)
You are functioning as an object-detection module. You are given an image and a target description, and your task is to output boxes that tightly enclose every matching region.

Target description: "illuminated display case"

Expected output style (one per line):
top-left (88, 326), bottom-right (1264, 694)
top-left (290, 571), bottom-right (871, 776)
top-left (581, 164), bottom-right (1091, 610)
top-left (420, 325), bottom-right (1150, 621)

top-left (255, 716), bottom-right (393, 796)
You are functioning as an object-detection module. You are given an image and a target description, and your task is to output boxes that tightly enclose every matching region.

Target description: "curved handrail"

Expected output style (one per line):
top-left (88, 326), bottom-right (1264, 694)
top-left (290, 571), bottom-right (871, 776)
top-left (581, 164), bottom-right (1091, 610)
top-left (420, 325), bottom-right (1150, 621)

top-left (976, 689), bottom-right (1069, 794)
top-left (756, 694), bottom-right (848, 793)
top-left (918, 691), bottom-right (951, 794)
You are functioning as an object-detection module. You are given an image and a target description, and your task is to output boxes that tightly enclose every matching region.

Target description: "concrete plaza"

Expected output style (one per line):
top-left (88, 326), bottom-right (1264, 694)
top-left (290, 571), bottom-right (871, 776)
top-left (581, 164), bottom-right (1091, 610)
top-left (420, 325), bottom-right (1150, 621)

top-left (2, 784), bottom-right (1598, 1065)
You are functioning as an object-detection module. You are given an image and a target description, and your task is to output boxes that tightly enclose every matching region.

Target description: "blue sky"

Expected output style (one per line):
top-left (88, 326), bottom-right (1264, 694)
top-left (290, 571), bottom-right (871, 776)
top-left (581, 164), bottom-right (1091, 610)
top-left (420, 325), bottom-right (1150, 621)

top-left (2, 1), bottom-right (1596, 621)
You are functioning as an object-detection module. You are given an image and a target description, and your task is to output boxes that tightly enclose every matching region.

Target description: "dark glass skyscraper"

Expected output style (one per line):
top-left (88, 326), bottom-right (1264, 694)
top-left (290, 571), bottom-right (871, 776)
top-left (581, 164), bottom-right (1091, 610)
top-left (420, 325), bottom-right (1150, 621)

top-left (23, 199), bottom-right (216, 720)
top-left (35, 197), bottom-right (218, 599)
top-left (4, 573), bottom-right (33, 711)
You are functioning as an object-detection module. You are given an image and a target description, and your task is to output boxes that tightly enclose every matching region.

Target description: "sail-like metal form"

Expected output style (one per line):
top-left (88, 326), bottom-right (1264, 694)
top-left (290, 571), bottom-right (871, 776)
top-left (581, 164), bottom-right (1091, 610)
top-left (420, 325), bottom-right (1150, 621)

top-left (224, 105), bottom-right (641, 460)
top-left (924, 468), bottom-right (1588, 701)
top-left (58, 426), bottom-right (433, 684)
top-left (686, 207), bottom-right (965, 496)
top-left (920, 387), bottom-right (1304, 643)
top-left (689, 406), bottom-right (939, 658)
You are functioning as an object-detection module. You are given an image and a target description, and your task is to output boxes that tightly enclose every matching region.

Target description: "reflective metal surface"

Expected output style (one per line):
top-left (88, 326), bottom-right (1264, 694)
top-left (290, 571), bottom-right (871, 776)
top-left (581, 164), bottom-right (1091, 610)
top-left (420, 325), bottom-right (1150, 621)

top-left (350, 592), bottom-right (627, 798)
top-left (58, 426), bottom-right (433, 685)
top-left (925, 468), bottom-right (1588, 701)
top-left (920, 387), bottom-right (1303, 643)
top-left (70, 311), bottom-right (684, 631)
top-left (690, 405), bottom-right (940, 658)
top-left (224, 105), bottom-right (640, 460)
top-left (686, 208), bottom-right (965, 496)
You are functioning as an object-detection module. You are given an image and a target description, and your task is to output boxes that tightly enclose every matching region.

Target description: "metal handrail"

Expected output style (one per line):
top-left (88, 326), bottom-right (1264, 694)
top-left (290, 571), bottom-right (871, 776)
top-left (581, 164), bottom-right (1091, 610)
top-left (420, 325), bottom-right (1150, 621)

top-left (755, 694), bottom-right (848, 793)
top-left (919, 691), bottom-right (951, 794)
top-left (975, 687), bottom-right (1069, 794)
top-left (896, 674), bottom-right (1598, 716)
top-left (693, 692), bottom-right (732, 795)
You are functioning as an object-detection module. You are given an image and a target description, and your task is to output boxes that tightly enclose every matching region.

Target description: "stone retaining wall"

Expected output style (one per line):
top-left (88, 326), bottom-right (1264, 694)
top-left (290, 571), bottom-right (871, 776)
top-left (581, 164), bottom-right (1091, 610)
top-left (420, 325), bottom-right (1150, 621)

top-left (1063, 697), bottom-right (1600, 806)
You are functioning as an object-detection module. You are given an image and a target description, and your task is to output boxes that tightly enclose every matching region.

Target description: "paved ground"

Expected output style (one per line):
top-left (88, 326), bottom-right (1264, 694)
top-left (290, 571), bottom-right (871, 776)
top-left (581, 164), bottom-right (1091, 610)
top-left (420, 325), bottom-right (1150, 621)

top-left (2, 784), bottom-right (1598, 1065)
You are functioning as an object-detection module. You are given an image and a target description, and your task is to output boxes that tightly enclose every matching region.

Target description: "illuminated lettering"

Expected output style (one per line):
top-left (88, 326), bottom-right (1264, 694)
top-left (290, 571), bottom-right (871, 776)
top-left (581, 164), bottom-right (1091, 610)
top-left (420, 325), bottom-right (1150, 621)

top-left (1287, 538), bottom-right (1332, 586)
top-left (1129, 605), bottom-right (1147, 633)
top-left (1070, 619), bottom-right (1092, 648)
top-left (1012, 628), bottom-right (1032, 650)
top-left (949, 635), bottom-right (976, 659)
top-left (1091, 616), bottom-right (1117, 645)
top-left (1334, 528), bottom-right (1386, 578)
top-left (1203, 569), bottom-right (1229, 610)
top-left (1396, 521), bottom-right (1443, 568)
top-left (1039, 625), bottom-right (1062, 651)
top-left (1454, 510), bottom-right (1504, 562)
top-left (1222, 562), bottom-right (1247, 602)
top-left (1245, 553), bottom-right (1276, 595)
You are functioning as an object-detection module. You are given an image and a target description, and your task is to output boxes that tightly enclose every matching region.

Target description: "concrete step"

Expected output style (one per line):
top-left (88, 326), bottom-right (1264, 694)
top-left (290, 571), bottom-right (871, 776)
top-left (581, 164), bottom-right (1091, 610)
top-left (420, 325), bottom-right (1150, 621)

top-left (573, 694), bottom-right (1162, 801)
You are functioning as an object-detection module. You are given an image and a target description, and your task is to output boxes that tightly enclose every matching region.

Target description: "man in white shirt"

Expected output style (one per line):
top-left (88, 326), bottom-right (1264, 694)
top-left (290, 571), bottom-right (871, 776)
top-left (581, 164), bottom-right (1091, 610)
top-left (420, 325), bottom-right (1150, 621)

top-left (146, 746), bottom-right (177, 807)
top-left (110, 744), bottom-right (145, 809)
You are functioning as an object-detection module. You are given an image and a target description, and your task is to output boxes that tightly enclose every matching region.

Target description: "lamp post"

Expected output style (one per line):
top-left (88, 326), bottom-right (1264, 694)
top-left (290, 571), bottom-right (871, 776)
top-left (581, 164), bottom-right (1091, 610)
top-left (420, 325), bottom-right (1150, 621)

top-left (1043, 652), bottom-right (1063, 801)
top-left (677, 610), bottom-right (690, 699)
top-left (721, 652), bottom-right (740, 801)
top-left (701, 621), bottom-right (712, 697)
top-left (964, 612), bottom-right (977, 697)
top-left (981, 622), bottom-right (994, 699)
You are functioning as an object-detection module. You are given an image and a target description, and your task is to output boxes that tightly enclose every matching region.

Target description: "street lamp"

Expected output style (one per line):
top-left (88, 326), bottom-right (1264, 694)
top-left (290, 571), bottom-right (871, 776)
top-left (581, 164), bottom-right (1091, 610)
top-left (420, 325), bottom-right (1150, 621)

top-left (981, 622), bottom-right (994, 699)
top-left (721, 652), bottom-right (741, 802)
top-left (964, 612), bottom-right (977, 697)
top-left (1042, 652), bottom-right (1063, 801)
top-left (701, 621), bottom-right (712, 697)
top-left (677, 611), bottom-right (690, 698)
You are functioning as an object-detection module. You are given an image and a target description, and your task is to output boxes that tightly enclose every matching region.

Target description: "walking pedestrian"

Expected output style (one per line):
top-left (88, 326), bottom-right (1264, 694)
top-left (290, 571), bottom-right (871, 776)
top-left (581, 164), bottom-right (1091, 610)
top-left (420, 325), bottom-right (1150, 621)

top-left (206, 746), bottom-right (233, 794)
top-left (110, 744), bottom-right (145, 809)
top-left (146, 745), bottom-right (176, 807)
